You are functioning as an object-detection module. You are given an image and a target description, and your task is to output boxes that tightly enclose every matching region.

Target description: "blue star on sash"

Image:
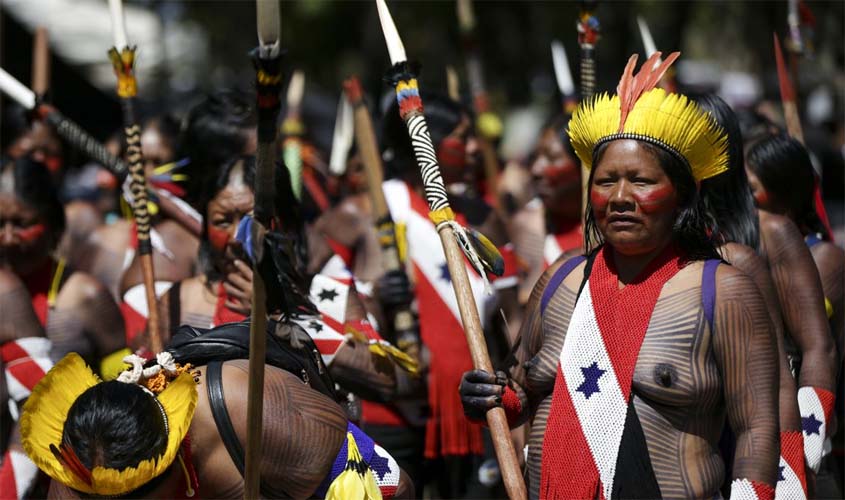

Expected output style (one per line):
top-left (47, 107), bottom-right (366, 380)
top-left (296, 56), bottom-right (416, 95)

top-left (777, 465), bottom-right (785, 482)
top-left (369, 453), bottom-right (389, 480)
top-left (576, 361), bottom-right (605, 399)
top-left (439, 263), bottom-right (451, 283)
top-left (802, 413), bottom-right (822, 435)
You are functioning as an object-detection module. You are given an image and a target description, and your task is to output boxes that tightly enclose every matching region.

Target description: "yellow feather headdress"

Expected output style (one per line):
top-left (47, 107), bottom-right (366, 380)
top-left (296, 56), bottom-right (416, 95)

top-left (568, 52), bottom-right (728, 182)
top-left (20, 353), bottom-right (197, 496)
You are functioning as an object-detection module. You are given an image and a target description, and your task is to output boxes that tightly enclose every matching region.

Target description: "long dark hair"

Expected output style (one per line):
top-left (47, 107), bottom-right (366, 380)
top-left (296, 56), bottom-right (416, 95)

top-left (746, 134), bottom-right (827, 238)
top-left (180, 90), bottom-right (256, 208)
top-left (583, 140), bottom-right (720, 262)
top-left (693, 93), bottom-right (760, 250)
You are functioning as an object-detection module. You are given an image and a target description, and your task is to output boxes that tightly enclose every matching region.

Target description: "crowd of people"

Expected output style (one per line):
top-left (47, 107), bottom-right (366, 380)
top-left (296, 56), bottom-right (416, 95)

top-left (0, 6), bottom-right (843, 499)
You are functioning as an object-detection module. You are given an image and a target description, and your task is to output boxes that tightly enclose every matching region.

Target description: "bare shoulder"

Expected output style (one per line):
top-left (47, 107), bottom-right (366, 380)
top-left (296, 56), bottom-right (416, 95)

top-left (60, 271), bottom-right (109, 305)
top-left (714, 263), bottom-right (759, 301)
top-left (89, 219), bottom-right (132, 253)
top-left (220, 360), bottom-right (347, 498)
top-left (155, 219), bottom-right (200, 246)
top-left (758, 210), bottom-right (803, 247)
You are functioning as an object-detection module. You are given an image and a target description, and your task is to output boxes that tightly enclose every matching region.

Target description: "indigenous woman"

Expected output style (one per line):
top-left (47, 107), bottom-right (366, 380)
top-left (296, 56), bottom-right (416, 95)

top-left (460, 54), bottom-right (779, 499)
top-left (510, 113), bottom-right (583, 304)
top-left (747, 134), bottom-right (843, 357)
top-left (696, 94), bottom-right (807, 497)
top-left (0, 156), bottom-right (126, 374)
top-left (151, 155), bottom-right (406, 404)
top-left (746, 134), bottom-right (843, 479)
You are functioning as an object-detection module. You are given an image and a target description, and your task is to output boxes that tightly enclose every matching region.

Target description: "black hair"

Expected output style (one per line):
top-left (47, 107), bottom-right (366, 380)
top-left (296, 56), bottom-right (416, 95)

top-left (381, 91), bottom-right (468, 180)
top-left (693, 93), bottom-right (760, 250)
top-left (1, 104), bottom-right (29, 153)
top-left (62, 381), bottom-right (168, 476)
top-left (179, 90), bottom-right (257, 208)
top-left (746, 133), bottom-right (827, 239)
top-left (1, 156), bottom-right (66, 249)
top-left (583, 140), bottom-right (720, 262)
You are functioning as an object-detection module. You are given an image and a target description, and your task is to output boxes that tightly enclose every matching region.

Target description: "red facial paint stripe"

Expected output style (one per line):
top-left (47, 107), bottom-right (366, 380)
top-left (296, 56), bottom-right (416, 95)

top-left (633, 185), bottom-right (677, 214)
top-left (206, 225), bottom-right (231, 252)
top-left (16, 224), bottom-right (46, 244)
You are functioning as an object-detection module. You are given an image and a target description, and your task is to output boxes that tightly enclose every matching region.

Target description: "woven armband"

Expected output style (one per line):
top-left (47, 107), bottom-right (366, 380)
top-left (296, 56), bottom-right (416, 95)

top-left (775, 430), bottom-right (807, 499)
top-left (2, 337), bottom-right (52, 407)
top-left (797, 386), bottom-right (835, 472)
top-left (502, 385), bottom-right (524, 427)
top-left (730, 478), bottom-right (774, 500)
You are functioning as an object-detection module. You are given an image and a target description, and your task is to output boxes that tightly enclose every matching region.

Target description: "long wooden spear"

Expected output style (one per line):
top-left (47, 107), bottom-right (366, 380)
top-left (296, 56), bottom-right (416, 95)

top-left (343, 76), bottom-right (419, 354)
top-left (245, 1), bottom-right (283, 497)
top-left (107, 0), bottom-right (162, 352)
top-left (376, 1), bottom-right (526, 498)
top-left (456, 0), bottom-right (503, 209)
top-left (773, 33), bottom-right (833, 241)
top-left (31, 27), bottom-right (50, 99)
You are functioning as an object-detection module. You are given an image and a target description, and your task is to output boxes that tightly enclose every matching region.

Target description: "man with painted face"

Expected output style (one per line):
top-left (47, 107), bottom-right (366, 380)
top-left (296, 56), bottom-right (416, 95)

top-left (460, 54), bottom-right (779, 499)
top-left (510, 114), bottom-right (583, 305)
top-left (0, 156), bottom-right (126, 372)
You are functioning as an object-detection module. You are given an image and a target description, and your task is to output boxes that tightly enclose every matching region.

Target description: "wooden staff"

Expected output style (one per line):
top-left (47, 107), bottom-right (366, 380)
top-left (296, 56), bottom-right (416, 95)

top-left (245, 1), bottom-right (283, 497)
top-left (343, 76), bottom-right (417, 348)
top-left (107, 0), bottom-right (162, 353)
top-left (456, 0), bottom-right (502, 209)
top-left (577, 1), bottom-right (600, 239)
top-left (31, 27), bottom-right (50, 98)
top-left (376, 1), bottom-right (526, 498)
top-left (774, 32), bottom-right (833, 241)
top-left (773, 33), bottom-right (804, 144)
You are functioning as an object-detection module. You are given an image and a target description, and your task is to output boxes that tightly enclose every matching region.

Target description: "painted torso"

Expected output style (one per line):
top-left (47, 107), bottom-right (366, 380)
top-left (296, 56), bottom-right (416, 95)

top-left (523, 259), bottom-right (725, 499)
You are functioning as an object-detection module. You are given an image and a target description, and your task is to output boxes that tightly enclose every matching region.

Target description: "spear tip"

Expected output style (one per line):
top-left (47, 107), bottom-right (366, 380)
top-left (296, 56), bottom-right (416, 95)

top-left (376, 0), bottom-right (407, 66)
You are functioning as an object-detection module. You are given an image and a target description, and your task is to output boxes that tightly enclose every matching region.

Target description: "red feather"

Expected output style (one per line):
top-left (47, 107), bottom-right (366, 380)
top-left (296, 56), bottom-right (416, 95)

top-left (616, 51), bottom-right (681, 132)
top-left (51, 443), bottom-right (93, 486)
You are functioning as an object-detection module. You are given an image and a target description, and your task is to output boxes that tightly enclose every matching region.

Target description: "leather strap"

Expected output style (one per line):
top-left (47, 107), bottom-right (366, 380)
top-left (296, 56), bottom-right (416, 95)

top-left (205, 361), bottom-right (285, 497)
top-left (206, 361), bottom-right (245, 475)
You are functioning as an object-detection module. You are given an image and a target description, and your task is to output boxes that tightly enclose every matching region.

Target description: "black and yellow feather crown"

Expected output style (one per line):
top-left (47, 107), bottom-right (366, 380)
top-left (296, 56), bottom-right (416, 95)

top-left (568, 52), bottom-right (728, 182)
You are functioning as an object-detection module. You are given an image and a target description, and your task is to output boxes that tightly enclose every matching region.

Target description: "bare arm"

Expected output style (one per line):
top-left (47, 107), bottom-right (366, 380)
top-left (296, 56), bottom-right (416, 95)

top-left (63, 273), bottom-right (126, 358)
top-left (713, 265), bottom-right (779, 487)
top-left (722, 243), bottom-right (800, 431)
top-left (0, 270), bottom-right (45, 344)
top-left (811, 242), bottom-right (844, 361)
top-left (759, 212), bottom-right (835, 392)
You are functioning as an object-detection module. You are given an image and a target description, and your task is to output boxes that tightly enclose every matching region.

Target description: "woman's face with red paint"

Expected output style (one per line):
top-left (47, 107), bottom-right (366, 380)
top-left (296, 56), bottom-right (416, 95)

top-left (438, 115), bottom-right (477, 186)
top-left (745, 166), bottom-right (776, 212)
top-left (590, 140), bottom-right (678, 256)
top-left (530, 127), bottom-right (581, 219)
top-left (205, 170), bottom-right (255, 275)
top-left (0, 193), bottom-right (51, 273)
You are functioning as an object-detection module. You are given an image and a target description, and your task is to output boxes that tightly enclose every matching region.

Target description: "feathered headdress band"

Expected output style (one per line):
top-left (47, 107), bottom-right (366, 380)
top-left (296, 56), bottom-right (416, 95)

top-left (20, 353), bottom-right (197, 496)
top-left (568, 52), bottom-right (729, 182)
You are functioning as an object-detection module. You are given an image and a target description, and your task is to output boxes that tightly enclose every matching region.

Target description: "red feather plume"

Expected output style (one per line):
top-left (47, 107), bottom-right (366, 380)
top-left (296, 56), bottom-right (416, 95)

top-left (616, 51), bottom-right (681, 132)
top-left (51, 443), bottom-right (93, 487)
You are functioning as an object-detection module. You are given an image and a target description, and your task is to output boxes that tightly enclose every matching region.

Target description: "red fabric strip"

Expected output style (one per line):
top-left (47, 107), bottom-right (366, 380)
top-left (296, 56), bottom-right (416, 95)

top-left (780, 430), bottom-right (807, 494)
top-left (540, 245), bottom-right (682, 498)
top-left (212, 283), bottom-right (247, 326)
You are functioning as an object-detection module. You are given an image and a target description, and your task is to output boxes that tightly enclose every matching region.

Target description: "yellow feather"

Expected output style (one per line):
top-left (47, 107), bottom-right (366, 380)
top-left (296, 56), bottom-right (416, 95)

top-left (325, 433), bottom-right (383, 500)
top-left (569, 87), bottom-right (728, 182)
